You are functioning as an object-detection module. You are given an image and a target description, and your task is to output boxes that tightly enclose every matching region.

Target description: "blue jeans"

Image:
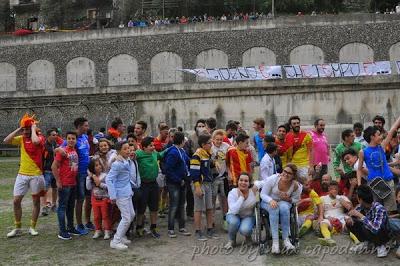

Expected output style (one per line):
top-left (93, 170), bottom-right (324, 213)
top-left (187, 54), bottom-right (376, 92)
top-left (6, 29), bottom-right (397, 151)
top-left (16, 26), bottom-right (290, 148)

top-left (264, 200), bottom-right (291, 240)
top-left (167, 182), bottom-right (186, 231)
top-left (389, 218), bottom-right (400, 236)
top-left (226, 214), bottom-right (255, 241)
top-left (76, 173), bottom-right (89, 201)
top-left (57, 186), bottom-right (76, 234)
top-left (43, 171), bottom-right (56, 190)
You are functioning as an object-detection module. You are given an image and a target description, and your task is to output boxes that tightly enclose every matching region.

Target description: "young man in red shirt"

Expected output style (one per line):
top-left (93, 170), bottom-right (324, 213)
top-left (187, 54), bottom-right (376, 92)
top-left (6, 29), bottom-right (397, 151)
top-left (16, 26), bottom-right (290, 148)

top-left (52, 131), bottom-right (79, 240)
top-left (153, 122), bottom-right (169, 152)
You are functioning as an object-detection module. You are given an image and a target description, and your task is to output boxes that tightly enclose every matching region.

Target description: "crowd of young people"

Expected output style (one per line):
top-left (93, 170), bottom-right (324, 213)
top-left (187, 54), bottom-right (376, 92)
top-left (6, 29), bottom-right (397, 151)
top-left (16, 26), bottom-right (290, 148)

top-left (3, 113), bottom-right (400, 258)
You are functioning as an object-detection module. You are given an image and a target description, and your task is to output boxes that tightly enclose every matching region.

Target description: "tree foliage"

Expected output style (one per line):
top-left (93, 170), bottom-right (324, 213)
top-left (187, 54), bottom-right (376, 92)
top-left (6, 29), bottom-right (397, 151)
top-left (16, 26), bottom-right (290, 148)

top-left (369, 0), bottom-right (398, 12)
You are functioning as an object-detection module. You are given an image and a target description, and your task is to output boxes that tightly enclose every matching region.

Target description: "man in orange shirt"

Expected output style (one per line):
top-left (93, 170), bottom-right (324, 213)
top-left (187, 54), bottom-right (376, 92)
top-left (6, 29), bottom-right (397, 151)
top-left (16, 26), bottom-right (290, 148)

top-left (226, 133), bottom-right (253, 188)
top-left (4, 114), bottom-right (46, 238)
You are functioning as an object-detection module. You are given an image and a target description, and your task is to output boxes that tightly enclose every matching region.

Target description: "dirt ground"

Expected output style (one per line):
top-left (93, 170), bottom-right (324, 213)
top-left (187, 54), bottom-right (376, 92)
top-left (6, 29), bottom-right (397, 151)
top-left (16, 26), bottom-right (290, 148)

top-left (0, 160), bottom-right (399, 265)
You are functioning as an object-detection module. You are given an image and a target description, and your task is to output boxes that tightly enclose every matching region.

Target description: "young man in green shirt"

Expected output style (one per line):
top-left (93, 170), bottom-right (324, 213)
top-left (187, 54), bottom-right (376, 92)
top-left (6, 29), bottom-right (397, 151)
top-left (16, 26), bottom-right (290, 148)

top-left (333, 129), bottom-right (362, 179)
top-left (135, 137), bottom-right (168, 238)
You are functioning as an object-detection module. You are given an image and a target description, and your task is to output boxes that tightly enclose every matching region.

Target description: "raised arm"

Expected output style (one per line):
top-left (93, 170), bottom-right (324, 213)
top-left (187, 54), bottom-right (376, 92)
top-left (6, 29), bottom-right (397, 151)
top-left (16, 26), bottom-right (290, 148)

top-left (30, 124), bottom-right (41, 145)
top-left (382, 115), bottom-right (400, 148)
top-left (3, 127), bottom-right (21, 144)
top-left (357, 150), bottom-right (365, 186)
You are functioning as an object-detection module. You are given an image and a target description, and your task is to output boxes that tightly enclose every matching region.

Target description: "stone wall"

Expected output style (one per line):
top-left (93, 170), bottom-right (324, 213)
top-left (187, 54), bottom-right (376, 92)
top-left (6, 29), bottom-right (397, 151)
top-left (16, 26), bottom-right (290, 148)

top-left (1, 14), bottom-right (400, 141)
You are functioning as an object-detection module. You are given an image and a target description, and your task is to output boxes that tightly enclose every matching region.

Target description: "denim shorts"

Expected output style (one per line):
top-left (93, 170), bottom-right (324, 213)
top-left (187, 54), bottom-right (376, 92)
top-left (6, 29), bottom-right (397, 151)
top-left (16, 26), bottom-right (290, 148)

top-left (76, 173), bottom-right (91, 200)
top-left (43, 171), bottom-right (57, 190)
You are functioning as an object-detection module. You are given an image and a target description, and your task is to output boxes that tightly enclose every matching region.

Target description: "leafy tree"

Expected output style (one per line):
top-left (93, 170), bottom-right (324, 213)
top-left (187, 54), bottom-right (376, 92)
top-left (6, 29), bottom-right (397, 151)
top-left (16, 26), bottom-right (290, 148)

top-left (369, 0), bottom-right (398, 12)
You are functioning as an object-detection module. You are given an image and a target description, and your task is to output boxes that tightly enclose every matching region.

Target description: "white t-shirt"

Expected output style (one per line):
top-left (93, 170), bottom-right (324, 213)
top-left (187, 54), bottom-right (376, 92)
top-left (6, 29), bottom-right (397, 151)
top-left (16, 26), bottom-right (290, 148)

top-left (353, 158), bottom-right (366, 171)
top-left (260, 153), bottom-right (276, 181)
top-left (321, 195), bottom-right (350, 220)
top-left (211, 142), bottom-right (230, 178)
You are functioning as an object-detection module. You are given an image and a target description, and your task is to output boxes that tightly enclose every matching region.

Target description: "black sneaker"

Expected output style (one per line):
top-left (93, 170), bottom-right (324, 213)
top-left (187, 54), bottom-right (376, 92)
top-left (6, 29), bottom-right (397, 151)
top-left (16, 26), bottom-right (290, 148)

top-left (85, 222), bottom-right (95, 231)
top-left (68, 227), bottom-right (82, 236)
top-left (150, 228), bottom-right (161, 239)
top-left (58, 232), bottom-right (72, 240)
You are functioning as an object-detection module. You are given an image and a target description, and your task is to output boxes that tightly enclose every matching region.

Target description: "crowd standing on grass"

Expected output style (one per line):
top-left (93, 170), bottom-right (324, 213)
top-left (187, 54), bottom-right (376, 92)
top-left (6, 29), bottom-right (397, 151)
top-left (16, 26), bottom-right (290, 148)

top-left (3, 113), bottom-right (400, 258)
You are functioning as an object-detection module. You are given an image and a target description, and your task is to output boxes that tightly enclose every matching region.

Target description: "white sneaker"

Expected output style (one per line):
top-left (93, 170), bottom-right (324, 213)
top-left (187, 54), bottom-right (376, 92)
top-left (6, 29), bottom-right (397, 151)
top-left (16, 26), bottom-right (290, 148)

top-left (350, 241), bottom-right (369, 253)
top-left (7, 228), bottom-right (22, 238)
top-left (28, 227), bottom-right (39, 236)
top-left (376, 245), bottom-right (388, 258)
top-left (110, 241), bottom-right (128, 250)
top-left (271, 240), bottom-right (280, 254)
top-left (283, 238), bottom-right (295, 250)
top-left (104, 230), bottom-right (112, 240)
top-left (121, 237), bottom-right (131, 245)
top-left (93, 230), bottom-right (102, 239)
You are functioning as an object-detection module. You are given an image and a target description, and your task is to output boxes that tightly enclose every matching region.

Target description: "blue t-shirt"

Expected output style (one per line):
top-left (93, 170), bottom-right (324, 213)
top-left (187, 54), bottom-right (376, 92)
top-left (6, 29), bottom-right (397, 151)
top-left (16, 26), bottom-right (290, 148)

top-left (63, 134), bottom-right (90, 175)
top-left (363, 145), bottom-right (393, 182)
top-left (254, 131), bottom-right (272, 162)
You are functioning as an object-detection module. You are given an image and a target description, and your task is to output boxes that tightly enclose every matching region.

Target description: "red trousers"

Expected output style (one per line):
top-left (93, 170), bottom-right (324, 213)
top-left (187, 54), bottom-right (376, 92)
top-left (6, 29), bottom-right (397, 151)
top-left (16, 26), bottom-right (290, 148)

top-left (92, 196), bottom-right (111, 231)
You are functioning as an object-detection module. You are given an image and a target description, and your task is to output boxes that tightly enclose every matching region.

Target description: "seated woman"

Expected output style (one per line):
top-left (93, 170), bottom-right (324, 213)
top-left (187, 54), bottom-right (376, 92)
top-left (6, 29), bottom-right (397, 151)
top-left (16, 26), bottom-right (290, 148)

top-left (224, 173), bottom-right (261, 249)
top-left (260, 163), bottom-right (302, 254)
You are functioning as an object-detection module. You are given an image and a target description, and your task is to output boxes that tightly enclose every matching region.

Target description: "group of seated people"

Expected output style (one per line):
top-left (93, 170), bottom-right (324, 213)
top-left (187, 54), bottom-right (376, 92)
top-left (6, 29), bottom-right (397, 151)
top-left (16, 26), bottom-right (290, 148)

top-left (226, 166), bottom-right (400, 258)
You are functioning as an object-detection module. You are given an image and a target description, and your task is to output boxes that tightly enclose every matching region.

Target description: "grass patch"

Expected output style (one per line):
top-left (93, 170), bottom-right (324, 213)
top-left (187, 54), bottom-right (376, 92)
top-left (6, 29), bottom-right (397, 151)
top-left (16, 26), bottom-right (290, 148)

top-left (0, 160), bottom-right (19, 180)
top-left (0, 160), bottom-right (19, 201)
top-left (0, 183), bottom-right (14, 201)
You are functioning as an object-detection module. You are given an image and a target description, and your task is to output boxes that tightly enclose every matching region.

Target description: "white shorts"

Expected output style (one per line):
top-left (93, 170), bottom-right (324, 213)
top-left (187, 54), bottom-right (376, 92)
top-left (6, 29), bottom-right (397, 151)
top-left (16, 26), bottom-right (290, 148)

top-left (156, 172), bottom-right (166, 188)
top-left (13, 174), bottom-right (45, 197)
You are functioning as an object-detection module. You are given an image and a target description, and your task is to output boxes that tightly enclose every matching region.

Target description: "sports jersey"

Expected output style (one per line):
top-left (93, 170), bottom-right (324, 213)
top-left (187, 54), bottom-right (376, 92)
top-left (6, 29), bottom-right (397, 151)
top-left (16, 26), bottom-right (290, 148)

top-left (11, 135), bottom-right (45, 176)
top-left (286, 131), bottom-right (312, 167)
top-left (298, 189), bottom-right (321, 216)
top-left (226, 146), bottom-right (253, 186)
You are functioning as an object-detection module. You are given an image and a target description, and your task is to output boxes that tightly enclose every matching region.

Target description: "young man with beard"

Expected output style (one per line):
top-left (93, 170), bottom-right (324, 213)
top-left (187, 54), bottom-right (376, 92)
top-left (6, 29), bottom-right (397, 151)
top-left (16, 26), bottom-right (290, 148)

top-left (134, 120), bottom-right (147, 149)
top-left (333, 129), bottom-right (362, 180)
top-left (275, 124), bottom-right (291, 168)
top-left (5, 114), bottom-right (46, 237)
top-left (286, 116), bottom-right (313, 179)
top-left (372, 115), bottom-right (387, 138)
top-left (310, 119), bottom-right (330, 178)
